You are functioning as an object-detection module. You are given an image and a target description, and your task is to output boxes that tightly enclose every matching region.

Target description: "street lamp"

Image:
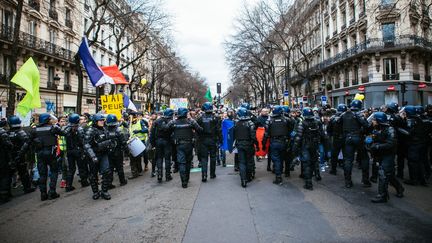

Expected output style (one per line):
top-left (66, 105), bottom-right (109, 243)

top-left (53, 74), bottom-right (61, 116)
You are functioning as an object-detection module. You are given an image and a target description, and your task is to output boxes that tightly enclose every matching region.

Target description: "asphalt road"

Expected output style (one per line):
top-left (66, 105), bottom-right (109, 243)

top-left (1, 154), bottom-right (431, 243)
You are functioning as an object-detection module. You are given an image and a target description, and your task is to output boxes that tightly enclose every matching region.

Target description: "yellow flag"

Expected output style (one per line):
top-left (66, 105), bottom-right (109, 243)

top-left (140, 78), bottom-right (147, 86)
top-left (11, 57), bottom-right (41, 116)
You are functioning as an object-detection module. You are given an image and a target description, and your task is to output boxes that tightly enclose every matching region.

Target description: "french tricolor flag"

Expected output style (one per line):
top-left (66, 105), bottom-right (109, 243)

top-left (78, 37), bottom-right (114, 87)
top-left (123, 93), bottom-right (138, 112)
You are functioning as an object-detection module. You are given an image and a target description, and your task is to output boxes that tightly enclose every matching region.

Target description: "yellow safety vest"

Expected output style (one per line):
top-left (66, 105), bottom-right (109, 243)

top-left (130, 120), bottom-right (147, 141)
top-left (58, 136), bottom-right (66, 152)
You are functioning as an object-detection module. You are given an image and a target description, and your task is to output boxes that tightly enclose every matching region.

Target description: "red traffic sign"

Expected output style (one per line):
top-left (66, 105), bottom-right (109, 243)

top-left (387, 85), bottom-right (396, 91)
top-left (345, 90), bottom-right (350, 95)
top-left (358, 85), bottom-right (365, 92)
top-left (418, 83), bottom-right (427, 88)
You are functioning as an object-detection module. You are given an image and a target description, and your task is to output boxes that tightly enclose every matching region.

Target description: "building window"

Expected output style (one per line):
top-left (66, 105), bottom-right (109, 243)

top-left (3, 10), bottom-right (13, 28)
top-left (353, 66), bottom-right (359, 84)
top-left (48, 66), bottom-right (55, 87)
top-left (28, 20), bottom-right (36, 36)
top-left (64, 70), bottom-right (70, 85)
top-left (384, 58), bottom-right (398, 80)
top-left (50, 0), bottom-right (56, 9)
top-left (108, 58), bottom-right (112, 65)
top-left (342, 10), bottom-right (347, 26)
top-left (84, 18), bottom-right (88, 35)
top-left (382, 22), bottom-right (395, 43)
top-left (100, 54), bottom-right (104, 65)
top-left (49, 29), bottom-right (56, 43)
top-left (64, 38), bottom-right (71, 50)
top-left (2, 55), bottom-right (12, 77)
top-left (101, 30), bottom-right (105, 45)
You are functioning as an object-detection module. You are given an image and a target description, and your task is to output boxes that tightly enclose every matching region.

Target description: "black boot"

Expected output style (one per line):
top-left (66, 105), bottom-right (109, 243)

top-left (81, 180), bottom-right (90, 188)
top-left (303, 181), bottom-right (313, 190)
top-left (48, 191), bottom-right (60, 200)
top-left (101, 191), bottom-right (111, 200)
top-left (166, 174), bottom-right (173, 181)
top-left (92, 191), bottom-right (100, 200)
top-left (371, 194), bottom-right (389, 203)
top-left (370, 176), bottom-right (377, 183)
top-left (345, 174), bottom-right (353, 188)
top-left (202, 173), bottom-right (207, 182)
top-left (158, 174), bottom-right (163, 183)
top-left (273, 176), bottom-right (282, 185)
top-left (267, 165), bottom-right (272, 172)
top-left (41, 191), bottom-right (48, 201)
top-left (362, 180), bottom-right (372, 188)
top-left (315, 171), bottom-right (322, 181)
top-left (222, 162), bottom-right (226, 167)
top-left (241, 180), bottom-right (247, 188)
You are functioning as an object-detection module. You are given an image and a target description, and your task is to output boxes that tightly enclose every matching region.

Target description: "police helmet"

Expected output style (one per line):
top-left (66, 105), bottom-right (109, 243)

top-left (92, 114), bottom-right (105, 123)
top-left (272, 105), bottom-right (283, 116)
top-left (373, 112), bottom-right (388, 125)
top-left (240, 103), bottom-right (251, 110)
top-left (350, 100), bottom-right (363, 111)
top-left (302, 107), bottom-right (314, 119)
top-left (337, 104), bottom-right (348, 112)
top-left (202, 102), bottom-right (213, 113)
top-left (237, 107), bottom-right (248, 118)
top-left (106, 114), bottom-right (118, 126)
top-left (8, 116), bottom-right (22, 128)
top-left (404, 105), bottom-right (417, 117)
top-left (163, 108), bottom-right (174, 117)
top-left (282, 105), bottom-right (290, 114)
top-left (177, 108), bottom-right (188, 118)
top-left (386, 102), bottom-right (399, 114)
top-left (415, 105), bottom-right (425, 115)
top-left (68, 113), bottom-right (80, 125)
top-left (39, 113), bottom-right (51, 125)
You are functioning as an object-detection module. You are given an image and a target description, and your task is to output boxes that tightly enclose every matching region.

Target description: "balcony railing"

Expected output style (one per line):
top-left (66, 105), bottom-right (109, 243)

top-left (65, 19), bottom-right (73, 29)
top-left (343, 79), bottom-right (349, 87)
top-left (379, 3), bottom-right (396, 11)
top-left (29, 0), bottom-right (40, 11)
top-left (361, 77), bottom-right (369, 83)
top-left (341, 24), bottom-right (346, 30)
top-left (331, 4), bottom-right (336, 12)
top-left (413, 73), bottom-right (420, 80)
top-left (426, 75), bottom-right (431, 82)
top-left (288, 35), bottom-right (432, 83)
top-left (47, 81), bottom-right (56, 89)
top-left (333, 30), bottom-right (337, 36)
top-left (0, 25), bottom-right (75, 61)
top-left (359, 11), bottom-right (366, 18)
top-left (349, 18), bottom-right (355, 25)
top-left (49, 9), bottom-right (58, 21)
top-left (383, 73), bottom-right (400, 80)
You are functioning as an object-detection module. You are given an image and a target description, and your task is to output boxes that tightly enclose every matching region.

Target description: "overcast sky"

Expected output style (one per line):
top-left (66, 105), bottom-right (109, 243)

top-left (165, 0), bottom-right (256, 95)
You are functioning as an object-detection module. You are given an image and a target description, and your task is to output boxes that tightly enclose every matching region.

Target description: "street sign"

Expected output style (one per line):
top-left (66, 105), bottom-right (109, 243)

top-left (321, 96), bottom-right (327, 105)
top-left (418, 82), bottom-right (427, 88)
top-left (387, 85), bottom-right (396, 91)
top-left (284, 90), bottom-right (289, 96)
top-left (358, 85), bottom-right (365, 92)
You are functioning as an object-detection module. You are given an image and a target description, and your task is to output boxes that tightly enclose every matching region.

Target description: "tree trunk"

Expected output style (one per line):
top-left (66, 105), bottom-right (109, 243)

top-left (74, 54), bottom-right (84, 114)
top-left (6, 0), bottom-right (24, 117)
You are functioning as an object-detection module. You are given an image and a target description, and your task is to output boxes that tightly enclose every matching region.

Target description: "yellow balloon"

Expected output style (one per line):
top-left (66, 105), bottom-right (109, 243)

top-left (354, 93), bottom-right (365, 101)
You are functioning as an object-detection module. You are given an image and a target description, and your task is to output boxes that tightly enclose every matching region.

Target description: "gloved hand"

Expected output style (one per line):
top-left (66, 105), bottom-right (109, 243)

top-left (91, 156), bottom-right (98, 164)
top-left (290, 131), bottom-right (296, 138)
top-left (364, 136), bottom-right (373, 145)
top-left (133, 130), bottom-right (140, 134)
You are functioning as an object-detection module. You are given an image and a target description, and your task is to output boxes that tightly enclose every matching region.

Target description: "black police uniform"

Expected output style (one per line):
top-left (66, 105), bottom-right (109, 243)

top-left (263, 114), bottom-right (293, 183)
top-left (84, 125), bottom-right (115, 199)
top-left (107, 125), bottom-right (128, 186)
top-left (367, 125), bottom-right (404, 202)
top-left (0, 126), bottom-right (13, 202)
top-left (166, 117), bottom-right (203, 188)
top-left (234, 117), bottom-right (257, 186)
top-left (404, 116), bottom-right (429, 186)
top-left (327, 112), bottom-right (344, 174)
top-left (283, 113), bottom-right (295, 177)
top-left (338, 111), bottom-right (370, 187)
top-left (293, 117), bottom-right (324, 190)
top-left (150, 116), bottom-right (173, 182)
top-left (8, 127), bottom-right (33, 193)
top-left (196, 112), bottom-right (221, 181)
top-left (64, 124), bottom-right (89, 189)
top-left (31, 124), bottom-right (66, 200)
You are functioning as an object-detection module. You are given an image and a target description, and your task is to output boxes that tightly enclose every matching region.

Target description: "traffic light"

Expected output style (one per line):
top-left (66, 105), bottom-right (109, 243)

top-left (217, 83), bottom-right (221, 94)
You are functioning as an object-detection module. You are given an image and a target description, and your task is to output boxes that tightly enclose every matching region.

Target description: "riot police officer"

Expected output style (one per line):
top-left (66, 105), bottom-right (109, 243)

top-left (83, 114), bottom-right (115, 200)
top-left (63, 114), bottom-right (88, 192)
top-left (292, 107), bottom-right (324, 190)
top-left (403, 106), bottom-right (429, 186)
top-left (0, 119), bottom-right (14, 203)
top-left (7, 116), bottom-right (35, 194)
top-left (150, 109), bottom-right (174, 183)
top-left (166, 108), bottom-right (203, 188)
top-left (196, 102), bottom-right (221, 182)
top-left (327, 104), bottom-right (347, 175)
top-left (338, 100), bottom-right (370, 188)
top-left (106, 114), bottom-right (128, 187)
top-left (365, 112), bottom-right (404, 203)
top-left (233, 107), bottom-right (257, 188)
top-left (263, 106), bottom-right (293, 185)
top-left (282, 106), bottom-right (295, 177)
top-left (31, 113), bottom-right (66, 201)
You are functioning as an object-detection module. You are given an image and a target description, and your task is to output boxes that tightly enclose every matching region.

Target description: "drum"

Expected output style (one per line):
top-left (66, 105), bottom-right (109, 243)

top-left (127, 137), bottom-right (146, 157)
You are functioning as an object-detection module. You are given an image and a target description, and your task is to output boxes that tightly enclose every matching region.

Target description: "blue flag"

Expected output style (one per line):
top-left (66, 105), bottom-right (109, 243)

top-left (78, 37), bottom-right (114, 87)
top-left (122, 93), bottom-right (137, 112)
top-left (221, 119), bottom-right (234, 152)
